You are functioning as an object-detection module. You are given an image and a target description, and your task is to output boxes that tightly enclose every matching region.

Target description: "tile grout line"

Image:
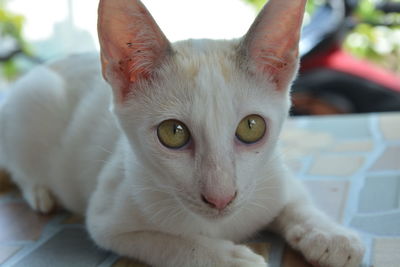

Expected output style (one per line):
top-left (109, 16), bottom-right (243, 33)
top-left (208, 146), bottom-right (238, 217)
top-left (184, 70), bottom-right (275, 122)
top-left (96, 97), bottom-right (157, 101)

top-left (1, 213), bottom-right (70, 267)
top-left (341, 114), bottom-right (380, 266)
top-left (347, 114), bottom-right (381, 208)
top-left (1, 227), bottom-right (62, 267)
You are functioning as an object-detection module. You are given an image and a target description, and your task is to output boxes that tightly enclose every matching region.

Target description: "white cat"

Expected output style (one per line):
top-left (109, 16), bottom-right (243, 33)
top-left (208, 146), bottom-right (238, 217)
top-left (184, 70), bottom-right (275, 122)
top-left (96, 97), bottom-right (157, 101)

top-left (0, 0), bottom-right (364, 266)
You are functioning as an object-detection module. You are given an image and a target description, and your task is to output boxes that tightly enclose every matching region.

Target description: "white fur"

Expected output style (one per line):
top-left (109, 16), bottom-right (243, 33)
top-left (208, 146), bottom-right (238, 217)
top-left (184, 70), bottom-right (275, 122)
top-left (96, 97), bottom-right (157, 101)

top-left (0, 3), bottom-right (364, 267)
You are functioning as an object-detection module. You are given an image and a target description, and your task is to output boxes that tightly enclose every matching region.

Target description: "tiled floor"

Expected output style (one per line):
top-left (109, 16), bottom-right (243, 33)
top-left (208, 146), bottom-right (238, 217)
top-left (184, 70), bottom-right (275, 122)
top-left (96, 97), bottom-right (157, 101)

top-left (1, 112), bottom-right (400, 267)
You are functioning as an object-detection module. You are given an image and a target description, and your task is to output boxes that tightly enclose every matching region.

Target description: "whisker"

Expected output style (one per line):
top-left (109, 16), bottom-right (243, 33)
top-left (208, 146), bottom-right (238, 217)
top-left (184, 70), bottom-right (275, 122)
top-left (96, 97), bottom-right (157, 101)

top-left (253, 185), bottom-right (281, 193)
top-left (251, 196), bottom-right (277, 201)
top-left (161, 207), bottom-right (185, 226)
top-left (245, 202), bottom-right (271, 216)
top-left (148, 200), bottom-right (177, 223)
top-left (131, 186), bottom-right (173, 194)
top-left (145, 198), bottom-right (175, 212)
top-left (95, 145), bottom-right (114, 155)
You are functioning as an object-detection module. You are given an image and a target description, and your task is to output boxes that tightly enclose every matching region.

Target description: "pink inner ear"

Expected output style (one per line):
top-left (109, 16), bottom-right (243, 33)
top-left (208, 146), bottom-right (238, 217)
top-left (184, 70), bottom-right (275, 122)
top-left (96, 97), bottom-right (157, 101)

top-left (249, 44), bottom-right (299, 89)
top-left (98, 0), bottom-right (171, 102)
top-left (242, 0), bottom-right (306, 90)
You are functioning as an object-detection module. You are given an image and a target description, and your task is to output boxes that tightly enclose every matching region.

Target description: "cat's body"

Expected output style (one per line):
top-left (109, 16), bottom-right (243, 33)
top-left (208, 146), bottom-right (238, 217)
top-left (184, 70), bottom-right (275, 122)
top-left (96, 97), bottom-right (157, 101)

top-left (0, 53), bottom-right (114, 214)
top-left (0, 0), bottom-right (364, 266)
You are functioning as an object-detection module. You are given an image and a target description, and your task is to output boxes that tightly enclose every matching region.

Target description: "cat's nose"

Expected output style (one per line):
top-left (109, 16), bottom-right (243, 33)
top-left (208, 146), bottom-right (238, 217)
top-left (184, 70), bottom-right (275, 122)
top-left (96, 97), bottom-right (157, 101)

top-left (201, 191), bottom-right (237, 210)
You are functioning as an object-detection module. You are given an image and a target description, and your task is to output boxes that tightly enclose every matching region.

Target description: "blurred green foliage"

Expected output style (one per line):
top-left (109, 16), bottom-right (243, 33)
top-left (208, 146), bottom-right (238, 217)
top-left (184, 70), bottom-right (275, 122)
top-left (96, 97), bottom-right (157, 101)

top-left (243, 0), bottom-right (318, 14)
top-left (243, 0), bottom-right (265, 10)
top-left (243, 0), bottom-right (400, 74)
top-left (347, 0), bottom-right (400, 73)
top-left (0, 0), bottom-right (29, 80)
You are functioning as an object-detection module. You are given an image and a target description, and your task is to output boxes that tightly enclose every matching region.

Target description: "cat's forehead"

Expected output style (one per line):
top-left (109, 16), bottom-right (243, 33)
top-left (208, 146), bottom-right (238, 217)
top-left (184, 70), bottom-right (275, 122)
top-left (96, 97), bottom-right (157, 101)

top-left (134, 39), bottom-right (284, 126)
top-left (173, 39), bottom-right (240, 84)
top-left (172, 40), bottom-right (276, 107)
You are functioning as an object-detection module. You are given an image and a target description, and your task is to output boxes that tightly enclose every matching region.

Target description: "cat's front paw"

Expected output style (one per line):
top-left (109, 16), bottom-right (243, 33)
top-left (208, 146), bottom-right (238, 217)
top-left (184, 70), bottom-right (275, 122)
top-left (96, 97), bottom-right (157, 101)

top-left (23, 185), bottom-right (56, 214)
top-left (216, 241), bottom-right (267, 267)
top-left (287, 225), bottom-right (364, 267)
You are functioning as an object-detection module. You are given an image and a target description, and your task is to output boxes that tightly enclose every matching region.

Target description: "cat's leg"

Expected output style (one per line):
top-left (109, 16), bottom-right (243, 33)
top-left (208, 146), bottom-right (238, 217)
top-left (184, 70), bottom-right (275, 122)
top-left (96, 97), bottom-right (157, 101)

top-left (271, 177), bottom-right (364, 267)
top-left (88, 228), bottom-right (267, 267)
top-left (22, 184), bottom-right (56, 213)
top-left (12, 172), bottom-right (56, 213)
top-left (87, 175), bottom-right (267, 267)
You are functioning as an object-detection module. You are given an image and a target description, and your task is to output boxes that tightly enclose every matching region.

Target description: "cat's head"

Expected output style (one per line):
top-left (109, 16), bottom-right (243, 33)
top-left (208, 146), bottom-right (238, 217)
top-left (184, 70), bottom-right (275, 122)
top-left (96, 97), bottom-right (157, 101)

top-left (98, 0), bottom-right (306, 220)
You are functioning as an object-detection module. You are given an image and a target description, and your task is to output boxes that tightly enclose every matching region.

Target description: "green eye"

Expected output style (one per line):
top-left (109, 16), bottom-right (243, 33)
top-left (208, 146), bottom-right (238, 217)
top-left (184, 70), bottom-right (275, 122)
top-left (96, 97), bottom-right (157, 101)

top-left (157, 120), bottom-right (191, 149)
top-left (236, 115), bottom-right (266, 144)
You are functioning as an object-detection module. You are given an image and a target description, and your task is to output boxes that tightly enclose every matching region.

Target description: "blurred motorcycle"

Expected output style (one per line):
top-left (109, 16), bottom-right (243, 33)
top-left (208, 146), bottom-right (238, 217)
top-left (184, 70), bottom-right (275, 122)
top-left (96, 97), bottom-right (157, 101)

top-left (292, 0), bottom-right (400, 115)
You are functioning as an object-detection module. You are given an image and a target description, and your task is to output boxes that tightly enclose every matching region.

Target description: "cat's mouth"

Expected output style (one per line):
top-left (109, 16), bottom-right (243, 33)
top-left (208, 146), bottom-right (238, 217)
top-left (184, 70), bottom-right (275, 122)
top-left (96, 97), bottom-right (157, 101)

top-left (202, 207), bottom-right (236, 220)
top-left (193, 206), bottom-right (236, 221)
top-left (178, 194), bottom-right (239, 221)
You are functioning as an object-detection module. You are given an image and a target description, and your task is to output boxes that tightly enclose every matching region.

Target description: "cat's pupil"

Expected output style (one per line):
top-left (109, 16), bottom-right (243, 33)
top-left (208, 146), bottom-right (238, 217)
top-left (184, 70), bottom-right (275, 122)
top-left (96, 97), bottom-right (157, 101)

top-left (248, 119), bottom-right (256, 129)
top-left (174, 124), bottom-right (183, 134)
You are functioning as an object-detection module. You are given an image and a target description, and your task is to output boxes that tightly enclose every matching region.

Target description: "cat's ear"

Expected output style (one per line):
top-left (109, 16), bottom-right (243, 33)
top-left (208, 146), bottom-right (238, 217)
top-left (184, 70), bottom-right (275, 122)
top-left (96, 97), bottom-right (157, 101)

top-left (239, 0), bottom-right (307, 91)
top-left (98, 0), bottom-right (172, 102)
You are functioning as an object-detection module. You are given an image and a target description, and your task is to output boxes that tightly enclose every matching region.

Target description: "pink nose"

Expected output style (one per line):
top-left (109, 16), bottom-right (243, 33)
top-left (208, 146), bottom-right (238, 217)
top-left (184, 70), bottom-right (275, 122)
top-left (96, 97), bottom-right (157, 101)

top-left (201, 191), bottom-right (237, 210)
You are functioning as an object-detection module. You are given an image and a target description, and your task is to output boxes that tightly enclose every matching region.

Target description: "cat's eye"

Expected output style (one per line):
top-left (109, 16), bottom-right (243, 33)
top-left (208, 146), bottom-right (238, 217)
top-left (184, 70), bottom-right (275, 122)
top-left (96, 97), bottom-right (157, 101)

top-left (157, 120), bottom-right (191, 149)
top-left (235, 115), bottom-right (266, 144)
